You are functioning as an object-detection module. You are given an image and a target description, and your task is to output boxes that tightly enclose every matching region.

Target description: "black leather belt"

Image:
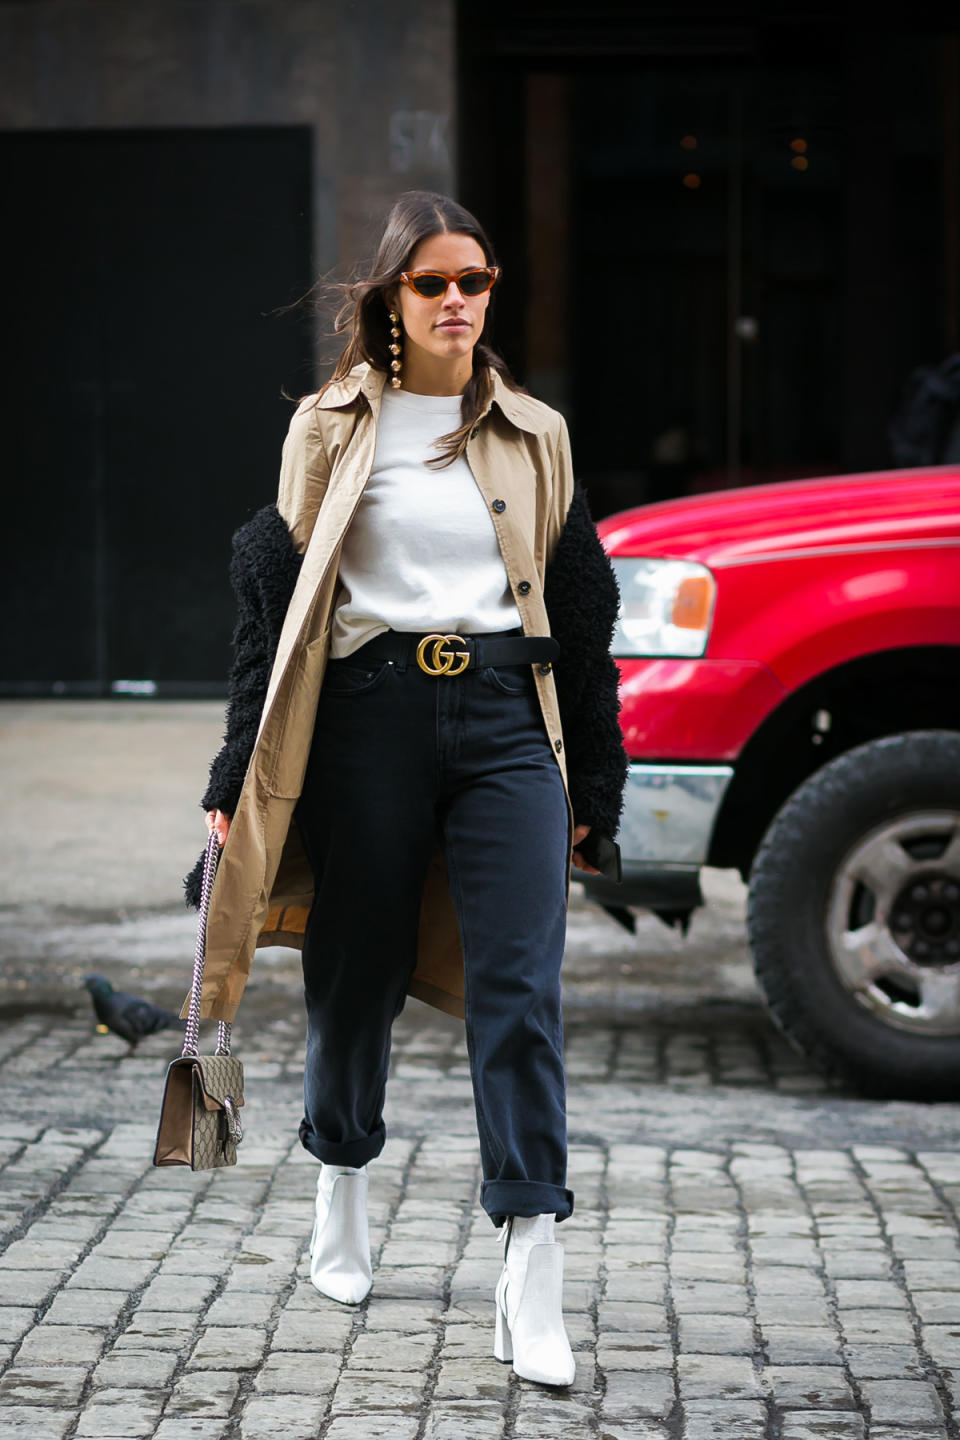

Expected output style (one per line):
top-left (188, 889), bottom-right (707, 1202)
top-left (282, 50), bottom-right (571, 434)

top-left (356, 629), bottom-right (560, 677)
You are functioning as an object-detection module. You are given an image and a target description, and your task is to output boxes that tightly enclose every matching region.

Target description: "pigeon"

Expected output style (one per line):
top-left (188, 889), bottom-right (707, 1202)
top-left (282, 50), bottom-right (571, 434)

top-left (83, 974), bottom-right (182, 1049)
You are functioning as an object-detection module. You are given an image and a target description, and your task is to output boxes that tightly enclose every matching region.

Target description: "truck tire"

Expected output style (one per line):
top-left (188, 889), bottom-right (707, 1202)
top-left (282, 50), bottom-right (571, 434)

top-left (747, 730), bottom-right (960, 1099)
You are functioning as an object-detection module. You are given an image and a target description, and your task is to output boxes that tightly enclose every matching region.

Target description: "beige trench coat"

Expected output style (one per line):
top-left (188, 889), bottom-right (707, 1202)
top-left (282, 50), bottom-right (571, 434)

top-left (190, 363), bottom-right (575, 1023)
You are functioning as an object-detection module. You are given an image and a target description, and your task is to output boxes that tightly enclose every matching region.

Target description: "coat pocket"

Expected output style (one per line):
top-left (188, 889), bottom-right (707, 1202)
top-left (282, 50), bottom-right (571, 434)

top-left (263, 629), bottom-right (331, 799)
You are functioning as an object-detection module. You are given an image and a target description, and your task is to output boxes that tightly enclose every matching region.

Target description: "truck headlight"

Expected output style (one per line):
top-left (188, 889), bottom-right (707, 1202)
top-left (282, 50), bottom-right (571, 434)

top-left (611, 558), bottom-right (717, 657)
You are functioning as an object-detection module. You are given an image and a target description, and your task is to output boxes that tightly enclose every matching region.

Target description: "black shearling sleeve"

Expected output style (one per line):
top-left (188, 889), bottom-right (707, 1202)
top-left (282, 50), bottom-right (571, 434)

top-left (184, 505), bottom-right (302, 906)
top-left (543, 482), bottom-right (629, 839)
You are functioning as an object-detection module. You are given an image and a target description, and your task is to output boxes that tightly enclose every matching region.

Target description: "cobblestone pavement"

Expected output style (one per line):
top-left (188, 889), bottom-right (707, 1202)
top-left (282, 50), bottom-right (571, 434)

top-left (2, 704), bottom-right (960, 1438)
top-left (2, 899), bottom-right (960, 1440)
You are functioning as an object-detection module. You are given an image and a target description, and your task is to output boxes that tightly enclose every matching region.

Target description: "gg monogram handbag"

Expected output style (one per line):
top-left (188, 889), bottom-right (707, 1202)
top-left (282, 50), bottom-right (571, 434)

top-left (153, 831), bottom-right (245, 1170)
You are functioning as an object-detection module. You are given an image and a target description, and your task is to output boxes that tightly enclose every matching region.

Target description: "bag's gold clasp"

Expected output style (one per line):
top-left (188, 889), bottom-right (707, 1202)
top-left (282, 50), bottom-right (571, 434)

top-left (222, 1095), bottom-right (243, 1146)
top-left (416, 633), bottom-right (471, 677)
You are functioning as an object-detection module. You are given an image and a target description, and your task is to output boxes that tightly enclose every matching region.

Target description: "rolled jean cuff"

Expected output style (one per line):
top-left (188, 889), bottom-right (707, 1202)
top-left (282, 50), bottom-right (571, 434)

top-left (298, 1117), bottom-right (386, 1169)
top-left (480, 1180), bottom-right (574, 1228)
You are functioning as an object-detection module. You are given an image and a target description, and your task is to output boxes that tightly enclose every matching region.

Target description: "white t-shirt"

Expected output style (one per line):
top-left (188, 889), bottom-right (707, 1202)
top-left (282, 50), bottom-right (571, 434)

top-left (331, 388), bottom-right (521, 658)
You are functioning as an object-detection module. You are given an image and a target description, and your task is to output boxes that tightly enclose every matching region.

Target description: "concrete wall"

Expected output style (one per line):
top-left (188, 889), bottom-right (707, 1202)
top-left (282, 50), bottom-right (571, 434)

top-left (0, 0), bottom-right (456, 371)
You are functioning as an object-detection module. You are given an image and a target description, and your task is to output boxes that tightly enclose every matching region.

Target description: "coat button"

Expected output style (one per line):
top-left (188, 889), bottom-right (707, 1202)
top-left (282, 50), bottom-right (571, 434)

top-left (538, 663), bottom-right (552, 675)
top-left (554, 739), bottom-right (563, 752)
top-left (492, 498), bottom-right (506, 514)
top-left (517, 580), bottom-right (531, 595)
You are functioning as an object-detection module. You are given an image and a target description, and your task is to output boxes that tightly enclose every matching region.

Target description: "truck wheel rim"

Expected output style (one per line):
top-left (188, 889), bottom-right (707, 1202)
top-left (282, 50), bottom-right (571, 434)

top-left (826, 811), bottom-right (960, 1036)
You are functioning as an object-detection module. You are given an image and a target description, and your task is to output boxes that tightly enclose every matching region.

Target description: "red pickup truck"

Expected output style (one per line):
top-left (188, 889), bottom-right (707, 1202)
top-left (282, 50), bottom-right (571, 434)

top-left (582, 466), bottom-right (960, 1100)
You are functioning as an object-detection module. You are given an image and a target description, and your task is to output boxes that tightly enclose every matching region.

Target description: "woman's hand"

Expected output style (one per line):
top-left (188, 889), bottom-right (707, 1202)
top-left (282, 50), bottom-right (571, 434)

top-left (572, 823), bottom-right (601, 875)
top-left (205, 810), bottom-right (231, 847)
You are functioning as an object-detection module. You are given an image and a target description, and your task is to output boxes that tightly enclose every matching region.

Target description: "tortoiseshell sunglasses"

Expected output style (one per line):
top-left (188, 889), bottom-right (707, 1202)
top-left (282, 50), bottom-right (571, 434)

top-left (399, 266), bottom-right (501, 299)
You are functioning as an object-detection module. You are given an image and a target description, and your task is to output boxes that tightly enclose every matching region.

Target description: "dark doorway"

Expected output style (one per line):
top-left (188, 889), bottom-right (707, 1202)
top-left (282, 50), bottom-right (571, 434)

top-left (569, 62), bottom-right (848, 517)
top-left (2, 128), bottom-right (314, 695)
top-left (459, 12), bottom-right (950, 520)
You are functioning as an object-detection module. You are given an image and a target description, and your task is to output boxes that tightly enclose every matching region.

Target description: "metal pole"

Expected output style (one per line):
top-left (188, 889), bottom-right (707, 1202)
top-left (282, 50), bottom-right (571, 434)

top-left (726, 86), bottom-right (744, 489)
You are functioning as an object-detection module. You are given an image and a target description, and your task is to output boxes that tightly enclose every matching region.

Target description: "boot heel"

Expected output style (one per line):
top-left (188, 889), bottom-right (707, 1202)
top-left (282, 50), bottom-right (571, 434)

top-left (494, 1299), bottom-right (513, 1362)
top-left (493, 1270), bottom-right (513, 1362)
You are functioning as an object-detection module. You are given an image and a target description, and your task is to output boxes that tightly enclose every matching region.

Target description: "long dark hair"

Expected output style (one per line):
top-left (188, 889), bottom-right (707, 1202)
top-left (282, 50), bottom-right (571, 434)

top-left (323, 191), bottom-right (522, 467)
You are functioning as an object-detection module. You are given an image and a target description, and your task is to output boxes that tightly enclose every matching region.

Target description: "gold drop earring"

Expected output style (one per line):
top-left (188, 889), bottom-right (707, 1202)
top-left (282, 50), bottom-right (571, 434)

top-left (388, 311), bottom-right (402, 389)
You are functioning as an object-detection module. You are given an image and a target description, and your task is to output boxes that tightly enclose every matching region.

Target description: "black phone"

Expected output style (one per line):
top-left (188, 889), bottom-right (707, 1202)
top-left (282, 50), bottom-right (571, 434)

top-left (575, 830), bottom-right (622, 882)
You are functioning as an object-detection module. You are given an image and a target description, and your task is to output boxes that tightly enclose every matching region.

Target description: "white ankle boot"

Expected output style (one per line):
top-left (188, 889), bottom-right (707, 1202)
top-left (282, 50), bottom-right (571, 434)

top-left (309, 1164), bottom-right (372, 1305)
top-left (493, 1213), bottom-right (575, 1387)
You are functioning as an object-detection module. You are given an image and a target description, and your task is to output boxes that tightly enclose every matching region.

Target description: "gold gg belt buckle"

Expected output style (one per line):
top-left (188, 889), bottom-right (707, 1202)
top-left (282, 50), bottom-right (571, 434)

top-left (416, 633), bottom-right (471, 677)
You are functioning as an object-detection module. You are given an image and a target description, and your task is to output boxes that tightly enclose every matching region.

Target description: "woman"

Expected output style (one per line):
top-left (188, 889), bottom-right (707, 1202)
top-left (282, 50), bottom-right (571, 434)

top-left (187, 192), bottom-right (627, 1388)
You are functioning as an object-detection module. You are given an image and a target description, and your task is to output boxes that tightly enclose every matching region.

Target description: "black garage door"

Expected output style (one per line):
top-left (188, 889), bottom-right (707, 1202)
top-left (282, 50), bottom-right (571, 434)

top-left (2, 128), bottom-right (313, 695)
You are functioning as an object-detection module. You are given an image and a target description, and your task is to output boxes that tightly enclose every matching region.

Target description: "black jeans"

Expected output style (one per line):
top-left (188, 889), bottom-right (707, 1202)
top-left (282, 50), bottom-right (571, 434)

top-left (295, 632), bottom-right (573, 1226)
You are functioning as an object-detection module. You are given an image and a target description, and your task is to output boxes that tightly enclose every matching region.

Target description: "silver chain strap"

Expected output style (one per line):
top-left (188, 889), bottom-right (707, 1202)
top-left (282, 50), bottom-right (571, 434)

top-left (182, 830), bottom-right (232, 1058)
